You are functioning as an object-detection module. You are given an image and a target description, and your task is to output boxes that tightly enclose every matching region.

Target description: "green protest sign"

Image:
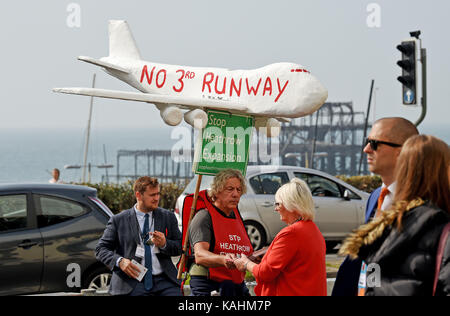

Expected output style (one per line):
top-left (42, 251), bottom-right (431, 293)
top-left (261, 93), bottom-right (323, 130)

top-left (193, 110), bottom-right (254, 176)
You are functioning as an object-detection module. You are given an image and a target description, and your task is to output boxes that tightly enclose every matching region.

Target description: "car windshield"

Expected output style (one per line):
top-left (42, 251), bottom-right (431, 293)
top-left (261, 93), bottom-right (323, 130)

top-left (183, 175), bottom-right (214, 194)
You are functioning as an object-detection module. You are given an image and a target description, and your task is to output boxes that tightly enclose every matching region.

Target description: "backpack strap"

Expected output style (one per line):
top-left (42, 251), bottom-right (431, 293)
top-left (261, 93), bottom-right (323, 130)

top-left (433, 222), bottom-right (450, 296)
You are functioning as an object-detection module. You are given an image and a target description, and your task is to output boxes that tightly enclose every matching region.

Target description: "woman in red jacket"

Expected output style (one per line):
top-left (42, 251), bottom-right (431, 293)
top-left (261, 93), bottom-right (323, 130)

top-left (233, 178), bottom-right (327, 296)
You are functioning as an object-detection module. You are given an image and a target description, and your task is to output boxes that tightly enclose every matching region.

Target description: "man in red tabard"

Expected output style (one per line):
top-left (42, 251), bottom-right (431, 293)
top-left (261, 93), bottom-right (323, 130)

top-left (187, 169), bottom-right (253, 296)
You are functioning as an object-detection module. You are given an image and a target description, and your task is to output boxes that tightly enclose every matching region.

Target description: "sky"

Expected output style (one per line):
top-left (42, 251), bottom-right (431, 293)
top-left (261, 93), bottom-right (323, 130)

top-left (0, 0), bottom-right (448, 138)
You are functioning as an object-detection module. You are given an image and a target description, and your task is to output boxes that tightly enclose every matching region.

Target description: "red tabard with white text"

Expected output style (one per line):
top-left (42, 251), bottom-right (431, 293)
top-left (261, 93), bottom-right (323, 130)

top-left (202, 192), bottom-right (253, 284)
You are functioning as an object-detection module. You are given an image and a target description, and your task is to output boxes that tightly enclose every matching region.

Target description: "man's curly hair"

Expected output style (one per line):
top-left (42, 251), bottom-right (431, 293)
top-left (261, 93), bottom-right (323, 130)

top-left (208, 169), bottom-right (247, 201)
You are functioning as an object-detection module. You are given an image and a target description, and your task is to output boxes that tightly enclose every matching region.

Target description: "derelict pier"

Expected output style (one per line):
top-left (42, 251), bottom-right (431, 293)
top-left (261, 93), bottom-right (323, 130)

top-left (110, 102), bottom-right (370, 183)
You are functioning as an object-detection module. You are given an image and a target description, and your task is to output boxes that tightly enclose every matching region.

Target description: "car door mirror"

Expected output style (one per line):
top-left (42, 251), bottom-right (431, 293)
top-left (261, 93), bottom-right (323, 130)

top-left (343, 189), bottom-right (351, 201)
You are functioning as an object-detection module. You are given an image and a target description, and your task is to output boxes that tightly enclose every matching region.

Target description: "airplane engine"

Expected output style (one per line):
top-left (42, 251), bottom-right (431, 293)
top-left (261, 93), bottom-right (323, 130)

top-left (158, 104), bottom-right (183, 126)
top-left (255, 118), bottom-right (281, 138)
top-left (184, 109), bottom-right (208, 129)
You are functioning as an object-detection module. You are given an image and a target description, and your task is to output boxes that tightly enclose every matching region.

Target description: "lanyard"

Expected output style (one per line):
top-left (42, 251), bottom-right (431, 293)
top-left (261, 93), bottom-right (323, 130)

top-left (358, 261), bottom-right (367, 296)
top-left (135, 210), bottom-right (154, 244)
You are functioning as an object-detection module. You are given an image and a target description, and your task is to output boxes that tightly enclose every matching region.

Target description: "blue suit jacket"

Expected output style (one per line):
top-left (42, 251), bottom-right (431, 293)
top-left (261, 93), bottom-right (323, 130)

top-left (331, 187), bottom-right (381, 296)
top-left (95, 207), bottom-right (182, 295)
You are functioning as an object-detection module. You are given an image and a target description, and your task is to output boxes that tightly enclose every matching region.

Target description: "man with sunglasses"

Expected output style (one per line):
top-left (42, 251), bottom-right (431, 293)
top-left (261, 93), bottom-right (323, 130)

top-left (332, 117), bottom-right (418, 296)
top-left (363, 117), bottom-right (418, 219)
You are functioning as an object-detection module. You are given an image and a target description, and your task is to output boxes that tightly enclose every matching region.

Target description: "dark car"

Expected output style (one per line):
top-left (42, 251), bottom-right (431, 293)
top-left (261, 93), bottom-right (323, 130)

top-left (0, 183), bottom-right (113, 295)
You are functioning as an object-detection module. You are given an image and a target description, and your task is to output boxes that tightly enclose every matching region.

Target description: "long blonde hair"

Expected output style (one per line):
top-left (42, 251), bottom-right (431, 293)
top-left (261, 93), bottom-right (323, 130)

top-left (393, 135), bottom-right (450, 228)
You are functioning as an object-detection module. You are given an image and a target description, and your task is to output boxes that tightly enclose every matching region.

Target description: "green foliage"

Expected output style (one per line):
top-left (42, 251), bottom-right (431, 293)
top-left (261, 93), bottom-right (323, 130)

top-left (77, 181), bottom-right (186, 214)
top-left (85, 181), bottom-right (135, 214)
top-left (159, 182), bottom-right (186, 210)
top-left (76, 175), bottom-right (380, 214)
top-left (336, 175), bottom-right (382, 193)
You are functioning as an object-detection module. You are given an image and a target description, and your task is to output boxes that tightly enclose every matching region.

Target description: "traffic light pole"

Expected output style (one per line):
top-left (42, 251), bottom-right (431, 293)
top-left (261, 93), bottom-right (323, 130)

top-left (415, 48), bottom-right (427, 127)
top-left (397, 31), bottom-right (427, 127)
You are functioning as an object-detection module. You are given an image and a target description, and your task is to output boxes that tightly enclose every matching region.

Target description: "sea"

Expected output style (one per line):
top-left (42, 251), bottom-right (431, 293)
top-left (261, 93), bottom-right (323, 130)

top-left (0, 127), bottom-right (185, 184)
top-left (0, 124), bottom-right (448, 184)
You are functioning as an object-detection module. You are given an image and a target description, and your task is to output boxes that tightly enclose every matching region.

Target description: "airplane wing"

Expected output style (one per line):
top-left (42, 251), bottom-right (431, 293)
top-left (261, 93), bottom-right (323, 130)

top-left (53, 87), bottom-right (248, 113)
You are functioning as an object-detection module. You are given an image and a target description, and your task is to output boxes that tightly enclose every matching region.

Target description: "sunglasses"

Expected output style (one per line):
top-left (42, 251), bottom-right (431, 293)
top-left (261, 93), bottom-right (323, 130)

top-left (365, 138), bottom-right (402, 151)
top-left (274, 202), bottom-right (281, 211)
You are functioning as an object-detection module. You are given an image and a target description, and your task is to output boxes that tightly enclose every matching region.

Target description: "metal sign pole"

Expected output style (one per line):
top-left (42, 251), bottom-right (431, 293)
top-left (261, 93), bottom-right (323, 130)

top-left (82, 73), bottom-right (96, 183)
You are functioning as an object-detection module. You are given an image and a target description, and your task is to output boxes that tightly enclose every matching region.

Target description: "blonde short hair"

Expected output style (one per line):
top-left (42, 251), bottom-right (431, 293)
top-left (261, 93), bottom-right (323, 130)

top-left (208, 169), bottom-right (247, 201)
top-left (275, 178), bottom-right (315, 221)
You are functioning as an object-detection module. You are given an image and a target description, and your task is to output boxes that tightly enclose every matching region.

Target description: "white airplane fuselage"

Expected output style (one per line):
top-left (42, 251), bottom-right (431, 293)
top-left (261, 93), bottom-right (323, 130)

top-left (54, 20), bottom-right (327, 132)
top-left (101, 56), bottom-right (326, 118)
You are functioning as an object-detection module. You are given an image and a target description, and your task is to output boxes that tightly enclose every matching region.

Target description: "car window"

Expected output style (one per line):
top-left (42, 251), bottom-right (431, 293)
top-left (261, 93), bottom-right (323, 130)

top-left (35, 195), bottom-right (89, 228)
top-left (294, 173), bottom-right (309, 183)
top-left (294, 172), bottom-right (341, 198)
top-left (88, 196), bottom-right (114, 218)
top-left (250, 172), bottom-right (289, 195)
top-left (0, 195), bottom-right (27, 232)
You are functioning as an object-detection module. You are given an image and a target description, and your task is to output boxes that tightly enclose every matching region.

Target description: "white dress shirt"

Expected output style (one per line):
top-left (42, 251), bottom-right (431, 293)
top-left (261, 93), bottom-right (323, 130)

top-left (116, 205), bottom-right (165, 276)
top-left (379, 182), bottom-right (396, 211)
top-left (133, 205), bottom-right (165, 275)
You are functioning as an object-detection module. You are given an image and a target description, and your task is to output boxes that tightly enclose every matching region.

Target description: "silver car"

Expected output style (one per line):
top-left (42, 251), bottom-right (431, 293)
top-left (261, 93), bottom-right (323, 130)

top-left (175, 166), bottom-right (369, 251)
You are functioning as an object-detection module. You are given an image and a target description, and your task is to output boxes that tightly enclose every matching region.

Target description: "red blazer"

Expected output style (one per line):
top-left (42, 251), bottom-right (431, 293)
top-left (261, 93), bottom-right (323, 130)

top-left (253, 220), bottom-right (327, 296)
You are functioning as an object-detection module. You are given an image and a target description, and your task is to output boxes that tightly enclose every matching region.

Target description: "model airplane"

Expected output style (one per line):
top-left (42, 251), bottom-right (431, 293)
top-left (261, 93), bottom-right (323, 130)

top-left (54, 20), bottom-right (327, 136)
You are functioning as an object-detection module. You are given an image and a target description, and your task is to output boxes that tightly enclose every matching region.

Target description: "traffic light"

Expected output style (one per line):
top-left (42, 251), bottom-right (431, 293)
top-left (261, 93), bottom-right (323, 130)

top-left (396, 39), bottom-right (417, 105)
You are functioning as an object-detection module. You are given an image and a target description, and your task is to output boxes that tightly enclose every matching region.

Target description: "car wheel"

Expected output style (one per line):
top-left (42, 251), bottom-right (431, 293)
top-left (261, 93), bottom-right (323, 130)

top-left (244, 221), bottom-right (267, 251)
top-left (84, 267), bottom-right (112, 292)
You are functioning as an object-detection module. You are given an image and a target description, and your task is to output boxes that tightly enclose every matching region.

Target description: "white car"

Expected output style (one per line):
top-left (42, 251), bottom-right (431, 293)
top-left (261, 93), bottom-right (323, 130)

top-left (175, 166), bottom-right (369, 251)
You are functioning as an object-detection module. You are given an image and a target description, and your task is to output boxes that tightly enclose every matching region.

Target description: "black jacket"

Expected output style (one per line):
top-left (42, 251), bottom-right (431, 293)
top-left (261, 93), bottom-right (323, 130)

top-left (358, 203), bottom-right (450, 296)
top-left (332, 188), bottom-right (381, 296)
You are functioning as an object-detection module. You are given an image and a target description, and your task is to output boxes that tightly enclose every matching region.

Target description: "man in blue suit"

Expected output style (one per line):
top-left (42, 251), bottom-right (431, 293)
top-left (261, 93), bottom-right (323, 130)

top-left (332, 117), bottom-right (418, 296)
top-left (96, 176), bottom-right (182, 296)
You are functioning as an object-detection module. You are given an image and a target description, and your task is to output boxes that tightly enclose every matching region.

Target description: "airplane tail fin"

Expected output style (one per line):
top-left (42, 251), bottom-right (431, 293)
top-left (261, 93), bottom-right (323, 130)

top-left (108, 20), bottom-right (141, 60)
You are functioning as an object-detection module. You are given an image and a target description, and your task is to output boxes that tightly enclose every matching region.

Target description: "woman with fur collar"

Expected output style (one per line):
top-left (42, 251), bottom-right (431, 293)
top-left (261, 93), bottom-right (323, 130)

top-left (339, 135), bottom-right (450, 296)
